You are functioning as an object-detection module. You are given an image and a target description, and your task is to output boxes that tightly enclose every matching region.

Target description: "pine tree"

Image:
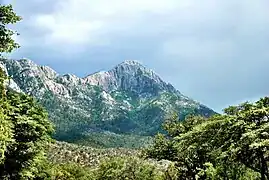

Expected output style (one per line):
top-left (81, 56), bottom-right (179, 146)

top-left (0, 4), bottom-right (54, 179)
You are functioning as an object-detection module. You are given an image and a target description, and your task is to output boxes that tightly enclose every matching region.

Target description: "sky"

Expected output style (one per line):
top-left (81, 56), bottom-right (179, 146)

top-left (1, 0), bottom-right (269, 112)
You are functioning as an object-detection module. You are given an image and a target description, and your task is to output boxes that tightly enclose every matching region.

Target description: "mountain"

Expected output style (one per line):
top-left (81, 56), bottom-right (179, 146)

top-left (84, 60), bottom-right (177, 96)
top-left (0, 58), bottom-right (216, 148)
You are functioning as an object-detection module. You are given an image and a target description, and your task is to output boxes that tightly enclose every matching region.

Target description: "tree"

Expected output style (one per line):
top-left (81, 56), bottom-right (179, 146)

top-left (144, 97), bottom-right (269, 179)
top-left (0, 3), bottom-right (21, 166)
top-left (91, 157), bottom-right (165, 180)
top-left (0, 4), bottom-right (22, 54)
top-left (0, 91), bottom-right (54, 179)
top-left (144, 114), bottom-right (213, 179)
top-left (222, 98), bottom-right (269, 180)
top-left (0, 4), bottom-right (54, 179)
top-left (0, 67), bottom-right (12, 165)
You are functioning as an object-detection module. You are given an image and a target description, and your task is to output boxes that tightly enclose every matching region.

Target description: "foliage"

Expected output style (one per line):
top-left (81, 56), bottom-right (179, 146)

top-left (0, 4), bottom-right (54, 179)
top-left (36, 161), bottom-right (93, 180)
top-left (91, 156), bottom-right (165, 180)
top-left (34, 156), bottom-right (173, 180)
top-left (0, 4), bottom-right (21, 54)
top-left (145, 98), bottom-right (269, 179)
top-left (0, 2), bottom-right (21, 168)
top-left (47, 141), bottom-right (139, 167)
top-left (0, 69), bottom-right (12, 165)
top-left (43, 141), bottom-right (181, 179)
top-left (0, 91), bottom-right (54, 179)
top-left (69, 132), bottom-right (152, 149)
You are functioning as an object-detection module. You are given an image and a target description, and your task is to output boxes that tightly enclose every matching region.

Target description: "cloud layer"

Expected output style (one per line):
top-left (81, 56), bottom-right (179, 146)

top-left (2, 0), bottom-right (269, 112)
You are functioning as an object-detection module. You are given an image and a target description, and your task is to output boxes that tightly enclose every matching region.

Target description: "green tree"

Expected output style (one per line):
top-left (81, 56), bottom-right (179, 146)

top-left (0, 4), bottom-right (54, 179)
top-left (0, 3), bottom-right (21, 166)
top-left (222, 98), bottom-right (269, 180)
top-left (0, 68), bottom-right (12, 165)
top-left (145, 97), bottom-right (269, 179)
top-left (0, 91), bottom-right (54, 179)
top-left (91, 156), bottom-right (165, 180)
top-left (37, 161), bottom-right (93, 180)
top-left (0, 4), bottom-right (22, 54)
top-left (145, 114), bottom-right (212, 179)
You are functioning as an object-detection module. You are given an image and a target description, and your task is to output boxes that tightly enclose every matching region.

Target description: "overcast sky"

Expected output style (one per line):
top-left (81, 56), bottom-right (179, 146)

top-left (1, 0), bottom-right (269, 112)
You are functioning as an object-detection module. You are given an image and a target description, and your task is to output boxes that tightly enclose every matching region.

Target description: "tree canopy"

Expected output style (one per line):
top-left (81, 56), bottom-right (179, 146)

top-left (145, 98), bottom-right (269, 179)
top-left (0, 4), bottom-right (21, 54)
top-left (0, 3), bottom-right (21, 168)
top-left (0, 4), bottom-right (54, 179)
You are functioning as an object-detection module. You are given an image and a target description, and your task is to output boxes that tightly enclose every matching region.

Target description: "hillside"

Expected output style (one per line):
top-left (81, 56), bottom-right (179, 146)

top-left (0, 58), bottom-right (216, 148)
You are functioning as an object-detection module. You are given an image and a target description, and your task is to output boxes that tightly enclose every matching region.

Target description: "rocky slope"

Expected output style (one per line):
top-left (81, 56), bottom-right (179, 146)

top-left (0, 58), bottom-right (216, 148)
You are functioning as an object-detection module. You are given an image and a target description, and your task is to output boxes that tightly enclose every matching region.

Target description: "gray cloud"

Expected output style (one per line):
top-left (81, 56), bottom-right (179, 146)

top-left (2, 0), bottom-right (269, 112)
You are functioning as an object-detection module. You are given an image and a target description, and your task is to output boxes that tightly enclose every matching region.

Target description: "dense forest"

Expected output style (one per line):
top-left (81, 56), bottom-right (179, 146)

top-left (1, 4), bottom-right (269, 180)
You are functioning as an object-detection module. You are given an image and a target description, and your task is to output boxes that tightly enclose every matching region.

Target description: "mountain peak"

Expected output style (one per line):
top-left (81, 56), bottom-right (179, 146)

top-left (113, 60), bottom-right (145, 72)
top-left (84, 60), bottom-right (178, 97)
top-left (17, 58), bottom-right (35, 65)
top-left (121, 60), bottom-right (143, 66)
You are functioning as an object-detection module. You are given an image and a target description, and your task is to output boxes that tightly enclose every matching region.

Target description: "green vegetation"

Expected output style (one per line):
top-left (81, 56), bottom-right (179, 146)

top-left (2, 90), bottom-right (268, 179)
top-left (0, 4), bottom-right (53, 179)
top-left (1, 3), bottom-right (269, 180)
top-left (0, 90), bottom-right (54, 179)
top-left (36, 156), bottom-right (169, 180)
top-left (68, 132), bottom-right (152, 149)
top-left (90, 156), bottom-right (165, 180)
top-left (36, 86), bottom-right (213, 148)
top-left (0, 4), bottom-right (21, 53)
top-left (47, 141), bottom-right (139, 167)
top-left (144, 98), bottom-right (269, 179)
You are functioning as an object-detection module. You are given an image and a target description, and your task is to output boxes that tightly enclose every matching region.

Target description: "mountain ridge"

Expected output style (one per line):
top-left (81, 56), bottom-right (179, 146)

top-left (83, 59), bottom-right (179, 97)
top-left (0, 58), bottom-right (216, 148)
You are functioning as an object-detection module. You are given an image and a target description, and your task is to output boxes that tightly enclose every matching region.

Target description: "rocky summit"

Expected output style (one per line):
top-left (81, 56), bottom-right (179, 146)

top-left (0, 58), bottom-right (216, 148)
top-left (84, 60), bottom-right (177, 97)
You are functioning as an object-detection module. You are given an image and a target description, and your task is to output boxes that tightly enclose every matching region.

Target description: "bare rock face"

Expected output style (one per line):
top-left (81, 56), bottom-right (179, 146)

top-left (84, 60), bottom-right (177, 97)
top-left (0, 62), bottom-right (22, 93)
top-left (0, 58), bottom-right (216, 148)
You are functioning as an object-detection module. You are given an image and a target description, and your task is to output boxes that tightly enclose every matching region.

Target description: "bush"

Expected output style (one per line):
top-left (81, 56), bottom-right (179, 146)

top-left (37, 161), bottom-right (92, 180)
top-left (91, 156), bottom-right (165, 180)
